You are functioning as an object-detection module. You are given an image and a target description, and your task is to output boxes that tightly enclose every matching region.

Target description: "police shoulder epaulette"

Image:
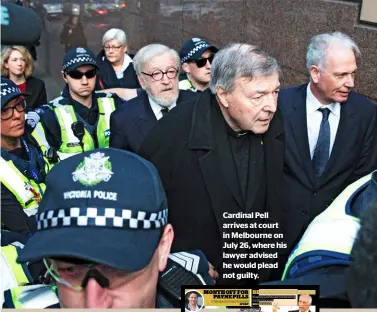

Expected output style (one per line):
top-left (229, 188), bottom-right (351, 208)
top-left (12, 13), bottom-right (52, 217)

top-left (95, 91), bottom-right (115, 98)
top-left (49, 96), bottom-right (68, 107)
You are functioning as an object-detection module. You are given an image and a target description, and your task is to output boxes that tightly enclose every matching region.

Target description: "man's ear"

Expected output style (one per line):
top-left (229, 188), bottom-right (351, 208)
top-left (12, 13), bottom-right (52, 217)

top-left (216, 86), bottom-right (229, 108)
top-left (137, 75), bottom-right (146, 90)
top-left (62, 71), bottom-right (68, 83)
top-left (123, 45), bottom-right (128, 54)
top-left (182, 62), bottom-right (190, 74)
top-left (310, 65), bottom-right (321, 84)
top-left (157, 224), bottom-right (174, 272)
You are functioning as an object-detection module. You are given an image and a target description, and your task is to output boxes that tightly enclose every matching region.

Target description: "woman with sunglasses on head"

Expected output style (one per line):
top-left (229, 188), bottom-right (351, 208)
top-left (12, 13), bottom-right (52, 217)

top-left (1, 46), bottom-right (47, 109)
top-left (34, 47), bottom-right (124, 160)
top-left (0, 77), bottom-right (52, 235)
top-left (179, 38), bottom-right (218, 92)
top-left (96, 28), bottom-right (140, 90)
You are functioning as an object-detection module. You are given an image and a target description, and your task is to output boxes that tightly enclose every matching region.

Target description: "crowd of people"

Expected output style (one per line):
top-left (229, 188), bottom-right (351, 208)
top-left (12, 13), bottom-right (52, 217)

top-left (1, 25), bottom-right (377, 308)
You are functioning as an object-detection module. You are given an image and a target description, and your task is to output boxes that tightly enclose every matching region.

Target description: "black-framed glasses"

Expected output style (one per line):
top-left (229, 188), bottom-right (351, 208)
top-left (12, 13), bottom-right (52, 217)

top-left (104, 45), bottom-right (122, 51)
top-left (192, 54), bottom-right (215, 68)
top-left (142, 68), bottom-right (179, 81)
top-left (1, 99), bottom-right (26, 120)
top-left (66, 69), bottom-right (97, 80)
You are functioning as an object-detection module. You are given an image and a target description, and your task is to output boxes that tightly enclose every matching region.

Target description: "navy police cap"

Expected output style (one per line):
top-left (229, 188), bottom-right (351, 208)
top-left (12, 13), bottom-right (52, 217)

top-left (62, 47), bottom-right (98, 72)
top-left (0, 77), bottom-right (29, 109)
top-left (18, 148), bottom-right (168, 272)
top-left (179, 38), bottom-right (218, 64)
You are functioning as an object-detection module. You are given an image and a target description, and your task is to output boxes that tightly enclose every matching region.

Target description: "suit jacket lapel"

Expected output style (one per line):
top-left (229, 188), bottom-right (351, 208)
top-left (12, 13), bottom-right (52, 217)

top-left (134, 93), bottom-right (157, 136)
top-left (263, 110), bottom-right (285, 223)
top-left (208, 96), bottom-right (244, 209)
top-left (188, 91), bottom-right (242, 232)
top-left (245, 135), bottom-right (264, 211)
top-left (316, 100), bottom-right (356, 187)
top-left (289, 87), bottom-right (316, 187)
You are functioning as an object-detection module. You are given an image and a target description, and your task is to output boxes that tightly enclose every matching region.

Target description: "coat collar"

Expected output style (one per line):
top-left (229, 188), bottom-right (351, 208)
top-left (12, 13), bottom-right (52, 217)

top-left (188, 89), bottom-right (284, 149)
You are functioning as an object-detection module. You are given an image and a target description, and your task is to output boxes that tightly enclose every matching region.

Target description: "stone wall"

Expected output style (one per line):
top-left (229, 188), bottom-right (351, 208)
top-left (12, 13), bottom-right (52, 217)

top-left (121, 0), bottom-right (377, 101)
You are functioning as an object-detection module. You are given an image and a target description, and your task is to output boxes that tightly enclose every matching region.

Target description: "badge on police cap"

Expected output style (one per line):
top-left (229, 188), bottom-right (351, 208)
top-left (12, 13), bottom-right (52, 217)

top-left (76, 47), bottom-right (87, 54)
top-left (72, 152), bottom-right (113, 186)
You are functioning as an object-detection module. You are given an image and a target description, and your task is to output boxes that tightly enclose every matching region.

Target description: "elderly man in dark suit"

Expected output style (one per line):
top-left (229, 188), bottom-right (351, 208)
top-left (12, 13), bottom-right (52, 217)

top-left (139, 43), bottom-right (285, 284)
top-left (109, 44), bottom-right (197, 153)
top-left (278, 32), bottom-right (377, 257)
top-left (288, 295), bottom-right (312, 312)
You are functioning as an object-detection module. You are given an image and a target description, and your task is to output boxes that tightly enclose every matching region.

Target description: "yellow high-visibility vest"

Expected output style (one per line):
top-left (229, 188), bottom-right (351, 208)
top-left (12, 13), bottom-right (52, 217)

top-left (282, 173), bottom-right (372, 280)
top-left (53, 97), bottom-right (115, 160)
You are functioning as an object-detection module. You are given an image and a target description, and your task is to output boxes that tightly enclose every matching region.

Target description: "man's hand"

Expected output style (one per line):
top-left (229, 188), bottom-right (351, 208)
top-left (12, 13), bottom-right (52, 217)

top-left (208, 262), bottom-right (219, 280)
top-left (272, 302), bottom-right (279, 312)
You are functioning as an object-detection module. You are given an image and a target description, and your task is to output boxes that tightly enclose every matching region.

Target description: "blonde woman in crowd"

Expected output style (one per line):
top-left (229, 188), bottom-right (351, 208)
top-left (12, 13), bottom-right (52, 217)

top-left (1, 46), bottom-right (47, 109)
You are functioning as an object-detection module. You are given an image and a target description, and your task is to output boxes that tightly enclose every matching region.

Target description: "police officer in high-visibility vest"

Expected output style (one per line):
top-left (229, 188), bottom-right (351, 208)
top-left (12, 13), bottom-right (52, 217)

top-left (178, 38), bottom-right (218, 92)
top-left (262, 170), bottom-right (377, 306)
top-left (4, 149), bottom-right (214, 309)
top-left (0, 77), bottom-right (52, 235)
top-left (36, 47), bottom-right (124, 160)
top-left (1, 230), bottom-right (48, 307)
top-left (281, 172), bottom-right (374, 281)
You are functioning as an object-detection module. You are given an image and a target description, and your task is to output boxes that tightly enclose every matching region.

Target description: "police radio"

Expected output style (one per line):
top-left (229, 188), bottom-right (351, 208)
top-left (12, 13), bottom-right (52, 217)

top-left (71, 121), bottom-right (85, 152)
top-left (158, 258), bottom-right (206, 308)
top-left (45, 147), bottom-right (59, 163)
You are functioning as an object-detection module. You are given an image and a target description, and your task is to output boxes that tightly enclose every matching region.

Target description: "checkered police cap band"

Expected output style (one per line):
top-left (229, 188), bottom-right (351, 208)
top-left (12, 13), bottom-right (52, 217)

top-left (37, 207), bottom-right (168, 231)
top-left (1, 86), bottom-right (21, 96)
top-left (62, 56), bottom-right (96, 71)
top-left (181, 43), bottom-right (211, 64)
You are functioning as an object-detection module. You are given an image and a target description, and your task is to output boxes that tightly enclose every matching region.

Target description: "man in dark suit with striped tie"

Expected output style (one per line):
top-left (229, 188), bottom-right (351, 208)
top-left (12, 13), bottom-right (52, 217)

top-left (278, 32), bottom-right (377, 258)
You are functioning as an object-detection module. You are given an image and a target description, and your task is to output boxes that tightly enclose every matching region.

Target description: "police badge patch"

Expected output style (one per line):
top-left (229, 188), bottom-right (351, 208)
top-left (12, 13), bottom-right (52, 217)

top-left (72, 152), bottom-right (113, 186)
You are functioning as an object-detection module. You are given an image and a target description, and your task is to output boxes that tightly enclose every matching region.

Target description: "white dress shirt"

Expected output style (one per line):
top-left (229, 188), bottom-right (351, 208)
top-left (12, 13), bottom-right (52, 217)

top-left (148, 96), bottom-right (176, 120)
top-left (306, 83), bottom-right (341, 159)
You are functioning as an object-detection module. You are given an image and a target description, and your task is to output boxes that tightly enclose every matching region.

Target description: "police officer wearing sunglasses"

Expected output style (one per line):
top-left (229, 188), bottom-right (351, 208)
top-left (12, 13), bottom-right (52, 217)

top-left (31, 47), bottom-right (124, 161)
top-left (179, 38), bottom-right (218, 92)
top-left (0, 77), bottom-right (52, 235)
top-left (3, 149), bottom-right (213, 308)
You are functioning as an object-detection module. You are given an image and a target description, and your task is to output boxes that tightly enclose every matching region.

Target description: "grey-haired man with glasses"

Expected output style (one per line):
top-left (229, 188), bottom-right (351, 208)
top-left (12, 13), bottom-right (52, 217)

top-left (139, 43), bottom-right (286, 285)
top-left (110, 43), bottom-right (197, 153)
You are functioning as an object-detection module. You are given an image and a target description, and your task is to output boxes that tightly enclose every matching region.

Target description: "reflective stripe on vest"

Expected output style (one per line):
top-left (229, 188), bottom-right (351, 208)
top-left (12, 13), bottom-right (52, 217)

top-left (97, 97), bottom-right (115, 147)
top-left (31, 123), bottom-right (54, 170)
top-left (31, 122), bottom-right (51, 155)
top-left (282, 173), bottom-right (372, 280)
top-left (54, 98), bottom-right (115, 159)
top-left (0, 157), bottom-right (45, 216)
top-left (179, 79), bottom-right (196, 92)
top-left (54, 105), bottom-right (94, 155)
top-left (6, 285), bottom-right (59, 309)
top-left (1, 245), bottom-right (30, 287)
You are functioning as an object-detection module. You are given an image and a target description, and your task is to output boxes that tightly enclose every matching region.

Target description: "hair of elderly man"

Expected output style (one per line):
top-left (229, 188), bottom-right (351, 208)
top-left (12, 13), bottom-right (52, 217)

top-left (299, 294), bottom-right (312, 305)
top-left (306, 32), bottom-right (361, 73)
top-left (102, 28), bottom-right (127, 47)
top-left (133, 44), bottom-right (180, 76)
top-left (209, 43), bottom-right (280, 95)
